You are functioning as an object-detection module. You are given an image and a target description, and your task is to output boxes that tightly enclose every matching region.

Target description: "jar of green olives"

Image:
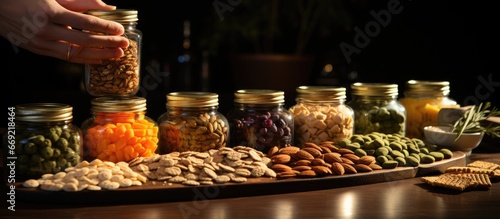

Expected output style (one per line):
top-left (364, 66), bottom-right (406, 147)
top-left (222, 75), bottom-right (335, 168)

top-left (226, 89), bottom-right (294, 153)
top-left (11, 103), bottom-right (83, 180)
top-left (347, 83), bottom-right (406, 135)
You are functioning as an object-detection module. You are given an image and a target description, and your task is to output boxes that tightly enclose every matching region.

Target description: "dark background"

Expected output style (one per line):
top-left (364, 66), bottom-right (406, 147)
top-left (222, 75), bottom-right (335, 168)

top-left (2, 0), bottom-right (498, 127)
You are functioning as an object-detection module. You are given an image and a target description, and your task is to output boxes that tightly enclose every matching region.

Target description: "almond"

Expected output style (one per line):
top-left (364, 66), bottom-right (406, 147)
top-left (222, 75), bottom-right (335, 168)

top-left (369, 163), bottom-right (383, 170)
top-left (342, 153), bottom-right (360, 163)
top-left (319, 146), bottom-right (332, 153)
top-left (337, 148), bottom-right (355, 155)
top-left (278, 146), bottom-right (301, 155)
top-left (354, 163), bottom-right (373, 172)
top-left (340, 163), bottom-right (357, 174)
top-left (341, 157), bottom-right (355, 165)
top-left (323, 152), bottom-right (343, 163)
top-left (297, 170), bottom-right (317, 177)
top-left (271, 164), bottom-right (292, 172)
top-left (267, 146), bottom-right (279, 157)
top-left (331, 162), bottom-right (345, 175)
top-left (292, 165), bottom-right (312, 171)
top-left (304, 142), bottom-right (323, 152)
top-left (292, 159), bottom-right (311, 166)
top-left (311, 158), bottom-right (326, 166)
top-left (357, 155), bottom-right (376, 165)
top-left (302, 147), bottom-right (322, 158)
top-left (296, 150), bottom-right (315, 160)
top-left (312, 165), bottom-right (332, 175)
top-left (320, 142), bottom-right (339, 152)
top-left (277, 170), bottom-right (297, 179)
top-left (271, 154), bottom-right (292, 164)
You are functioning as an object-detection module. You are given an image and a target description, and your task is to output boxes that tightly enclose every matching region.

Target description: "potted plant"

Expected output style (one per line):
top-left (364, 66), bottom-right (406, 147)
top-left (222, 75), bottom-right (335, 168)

top-left (201, 0), bottom-right (354, 104)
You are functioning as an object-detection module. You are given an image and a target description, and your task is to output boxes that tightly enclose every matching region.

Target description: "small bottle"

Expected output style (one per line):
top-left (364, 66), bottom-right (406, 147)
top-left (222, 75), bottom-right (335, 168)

top-left (81, 97), bottom-right (159, 162)
top-left (226, 89), bottom-right (294, 153)
top-left (399, 80), bottom-right (459, 139)
top-left (84, 9), bottom-right (142, 96)
top-left (347, 83), bottom-right (406, 136)
top-left (157, 92), bottom-right (229, 153)
top-left (12, 103), bottom-right (83, 180)
top-left (289, 86), bottom-right (354, 147)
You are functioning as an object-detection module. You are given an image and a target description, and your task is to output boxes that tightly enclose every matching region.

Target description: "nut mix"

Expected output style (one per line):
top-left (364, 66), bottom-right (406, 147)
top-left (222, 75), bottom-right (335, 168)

top-left (158, 112), bottom-right (228, 153)
top-left (86, 39), bottom-right (140, 96)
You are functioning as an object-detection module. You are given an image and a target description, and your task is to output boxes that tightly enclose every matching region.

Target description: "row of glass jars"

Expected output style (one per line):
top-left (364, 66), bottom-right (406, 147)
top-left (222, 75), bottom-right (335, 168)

top-left (9, 80), bottom-right (458, 179)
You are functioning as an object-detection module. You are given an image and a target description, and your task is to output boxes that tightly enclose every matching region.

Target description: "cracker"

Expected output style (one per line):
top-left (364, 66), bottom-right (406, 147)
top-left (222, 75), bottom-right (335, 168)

top-left (445, 166), bottom-right (494, 176)
top-left (467, 160), bottom-right (500, 170)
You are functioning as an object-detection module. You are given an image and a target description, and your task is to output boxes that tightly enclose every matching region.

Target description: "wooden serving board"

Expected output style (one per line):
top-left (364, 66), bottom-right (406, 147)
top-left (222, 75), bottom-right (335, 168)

top-left (13, 151), bottom-right (466, 204)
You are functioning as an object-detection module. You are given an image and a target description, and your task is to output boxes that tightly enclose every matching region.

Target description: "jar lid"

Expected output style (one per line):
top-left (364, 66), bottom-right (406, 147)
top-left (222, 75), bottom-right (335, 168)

top-left (166, 92), bottom-right (219, 108)
top-left (234, 89), bottom-right (284, 104)
top-left (350, 83), bottom-right (398, 97)
top-left (91, 96), bottom-right (146, 112)
top-left (15, 103), bottom-right (73, 122)
top-left (296, 86), bottom-right (347, 101)
top-left (85, 9), bottom-right (138, 23)
top-left (404, 80), bottom-right (450, 96)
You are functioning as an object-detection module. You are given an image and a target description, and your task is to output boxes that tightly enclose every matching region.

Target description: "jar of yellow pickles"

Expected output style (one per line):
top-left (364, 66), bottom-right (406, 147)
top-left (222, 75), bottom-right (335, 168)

top-left (399, 80), bottom-right (459, 139)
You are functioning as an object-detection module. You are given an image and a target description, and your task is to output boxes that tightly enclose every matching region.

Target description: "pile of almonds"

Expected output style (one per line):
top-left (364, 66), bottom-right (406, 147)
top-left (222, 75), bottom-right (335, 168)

top-left (268, 141), bottom-right (382, 178)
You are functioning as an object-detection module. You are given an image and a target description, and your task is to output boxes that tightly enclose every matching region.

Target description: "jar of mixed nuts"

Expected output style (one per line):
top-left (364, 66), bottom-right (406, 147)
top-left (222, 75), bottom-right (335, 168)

top-left (226, 89), bottom-right (293, 153)
top-left (157, 92), bottom-right (229, 153)
top-left (81, 96), bottom-right (158, 163)
top-left (11, 103), bottom-right (82, 180)
top-left (399, 80), bottom-right (459, 139)
top-left (347, 83), bottom-right (406, 135)
top-left (84, 9), bottom-right (142, 97)
top-left (289, 86), bottom-right (354, 147)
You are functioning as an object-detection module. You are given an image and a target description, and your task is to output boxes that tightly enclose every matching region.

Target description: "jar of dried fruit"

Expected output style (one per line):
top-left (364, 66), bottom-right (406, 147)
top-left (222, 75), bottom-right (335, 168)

top-left (289, 86), bottom-right (354, 147)
top-left (347, 83), bottom-right (407, 136)
top-left (157, 92), bottom-right (229, 153)
top-left (226, 89), bottom-right (293, 153)
top-left (10, 103), bottom-right (83, 180)
top-left (81, 96), bottom-right (159, 163)
top-left (84, 9), bottom-right (142, 97)
top-left (399, 80), bottom-right (459, 139)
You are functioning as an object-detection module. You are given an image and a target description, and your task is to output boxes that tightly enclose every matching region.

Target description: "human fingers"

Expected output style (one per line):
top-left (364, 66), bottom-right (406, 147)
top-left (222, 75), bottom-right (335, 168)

top-left (56, 0), bottom-right (116, 12)
top-left (38, 23), bottom-right (129, 49)
top-left (51, 10), bottom-right (125, 36)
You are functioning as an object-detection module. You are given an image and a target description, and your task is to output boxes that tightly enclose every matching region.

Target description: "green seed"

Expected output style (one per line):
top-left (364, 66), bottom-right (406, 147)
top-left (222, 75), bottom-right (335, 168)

top-left (382, 160), bottom-right (399, 169)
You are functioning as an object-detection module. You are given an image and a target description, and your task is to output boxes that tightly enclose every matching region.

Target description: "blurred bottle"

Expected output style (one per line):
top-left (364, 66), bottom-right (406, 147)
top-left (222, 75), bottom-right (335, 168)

top-left (173, 20), bottom-right (198, 91)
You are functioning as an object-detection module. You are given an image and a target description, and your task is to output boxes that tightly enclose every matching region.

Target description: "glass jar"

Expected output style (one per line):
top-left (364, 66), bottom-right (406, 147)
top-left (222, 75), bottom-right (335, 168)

top-left (399, 80), bottom-right (459, 139)
top-left (84, 9), bottom-right (142, 97)
top-left (289, 86), bottom-right (354, 147)
top-left (157, 92), bottom-right (229, 153)
top-left (347, 83), bottom-right (406, 135)
top-left (81, 96), bottom-right (158, 162)
top-left (11, 103), bottom-right (82, 180)
top-left (226, 89), bottom-right (293, 153)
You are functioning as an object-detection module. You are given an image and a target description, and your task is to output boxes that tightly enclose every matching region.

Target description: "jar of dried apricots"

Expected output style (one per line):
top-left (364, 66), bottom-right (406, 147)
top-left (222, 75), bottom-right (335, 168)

top-left (81, 96), bottom-right (158, 163)
top-left (289, 86), bottom-right (354, 147)
top-left (226, 89), bottom-right (294, 153)
top-left (399, 80), bottom-right (459, 139)
top-left (11, 103), bottom-right (83, 180)
top-left (157, 92), bottom-right (229, 153)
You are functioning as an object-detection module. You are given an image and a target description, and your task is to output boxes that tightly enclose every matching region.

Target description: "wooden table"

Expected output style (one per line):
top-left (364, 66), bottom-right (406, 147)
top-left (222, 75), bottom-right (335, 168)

top-left (2, 152), bottom-right (500, 219)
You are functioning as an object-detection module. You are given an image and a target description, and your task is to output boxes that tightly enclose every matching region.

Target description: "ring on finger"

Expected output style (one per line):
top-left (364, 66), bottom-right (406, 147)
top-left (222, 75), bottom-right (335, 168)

top-left (66, 43), bottom-right (73, 61)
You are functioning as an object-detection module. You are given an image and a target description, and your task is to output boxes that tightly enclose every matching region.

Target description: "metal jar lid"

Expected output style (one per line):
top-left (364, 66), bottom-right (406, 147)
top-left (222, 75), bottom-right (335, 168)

top-left (350, 83), bottom-right (399, 97)
top-left (404, 80), bottom-right (450, 96)
top-left (91, 96), bottom-right (147, 112)
top-left (296, 86), bottom-right (347, 102)
top-left (234, 89), bottom-right (285, 104)
top-left (85, 9), bottom-right (138, 23)
top-left (15, 103), bottom-right (73, 122)
top-left (166, 92), bottom-right (219, 108)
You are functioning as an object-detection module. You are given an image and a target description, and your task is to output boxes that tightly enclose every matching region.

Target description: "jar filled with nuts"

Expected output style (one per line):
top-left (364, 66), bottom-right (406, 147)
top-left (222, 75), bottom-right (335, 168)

top-left (10, 103), bottom-right (83, 180)
top-left (84, 9), bottom-right (142, 97)
top-left (157, 92), bottom-right (229, 153)
top-left (399, 80), bottom-right (459, 139)
top-left (81, 96), bottom-right (159, 163)
top-left (289, 86), bottom-right (354, 147)
top-left (226, 89), bottom-right (293, 153)
top-left (347, 83), bottom-right (406, 136)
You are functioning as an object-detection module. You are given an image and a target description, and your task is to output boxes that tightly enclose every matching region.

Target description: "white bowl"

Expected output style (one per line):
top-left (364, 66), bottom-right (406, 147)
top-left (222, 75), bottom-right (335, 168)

top-left (423, 125), bottom-right (484, 155)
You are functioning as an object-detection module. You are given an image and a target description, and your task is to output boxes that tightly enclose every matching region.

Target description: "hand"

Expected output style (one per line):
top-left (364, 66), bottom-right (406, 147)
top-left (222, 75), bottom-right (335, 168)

top-left (0, 0), bottom-right (130, 64)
